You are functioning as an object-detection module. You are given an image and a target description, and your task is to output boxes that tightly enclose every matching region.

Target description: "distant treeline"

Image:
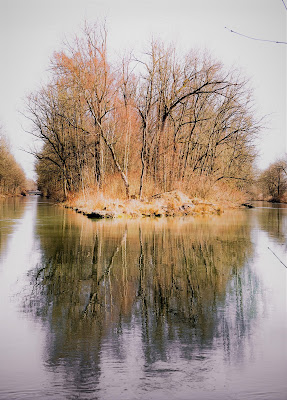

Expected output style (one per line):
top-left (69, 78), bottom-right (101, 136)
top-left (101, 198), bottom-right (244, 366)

top-left (257, 158), bottom-right (287, 203)
top-left (26, 23), bottom-right (261, 200)
top-left (0, 129), bottom-right (26, 196)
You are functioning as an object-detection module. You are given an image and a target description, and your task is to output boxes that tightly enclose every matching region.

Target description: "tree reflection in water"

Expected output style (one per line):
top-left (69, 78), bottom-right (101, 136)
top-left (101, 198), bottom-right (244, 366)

top-left (26, 206), bottom-right (260, 394)
top-left (0, 198), bottom-right (27, 256)
top-left (256, 202), bottom-right (287, 248)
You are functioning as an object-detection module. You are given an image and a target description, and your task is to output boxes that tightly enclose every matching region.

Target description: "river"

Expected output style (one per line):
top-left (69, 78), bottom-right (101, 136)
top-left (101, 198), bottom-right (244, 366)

top-left (0, 197), bottom-right (286, 399)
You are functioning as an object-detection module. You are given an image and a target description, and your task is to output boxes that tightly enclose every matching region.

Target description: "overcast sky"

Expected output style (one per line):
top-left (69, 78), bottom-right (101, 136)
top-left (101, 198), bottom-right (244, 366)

top-left (0, 0), bottom-right (286, 179)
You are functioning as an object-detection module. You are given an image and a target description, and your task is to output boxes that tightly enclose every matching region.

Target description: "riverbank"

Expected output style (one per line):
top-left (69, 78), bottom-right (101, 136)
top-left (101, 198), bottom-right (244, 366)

top-left (63, 190), bottom-right (248, 219)
top-left (251, 197), bottom-right (287, 204)
top-left (0, 193), bottom-right (26, 198)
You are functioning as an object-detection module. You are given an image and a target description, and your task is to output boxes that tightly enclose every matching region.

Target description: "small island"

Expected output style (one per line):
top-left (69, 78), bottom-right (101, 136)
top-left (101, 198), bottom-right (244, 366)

top-left (24, 24), bottom-right (265, 214)
top-left (1, 24), bottom-right (286, 212)
top-left (63, 190), bottom-right (225, 219)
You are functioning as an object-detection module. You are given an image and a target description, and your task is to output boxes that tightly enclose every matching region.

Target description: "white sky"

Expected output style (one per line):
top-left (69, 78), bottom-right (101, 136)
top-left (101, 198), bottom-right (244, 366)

top-left (0, 0), bottom-right (286, 179)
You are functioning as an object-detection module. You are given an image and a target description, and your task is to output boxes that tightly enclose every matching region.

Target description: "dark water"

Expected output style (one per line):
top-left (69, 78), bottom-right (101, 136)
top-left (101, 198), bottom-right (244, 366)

top-left (0, 197), bottom-right (286, 399)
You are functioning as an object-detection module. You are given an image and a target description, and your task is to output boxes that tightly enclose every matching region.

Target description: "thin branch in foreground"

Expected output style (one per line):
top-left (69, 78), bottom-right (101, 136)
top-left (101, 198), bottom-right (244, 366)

top-left (268, 247), bottom-right (287, 268)
top-left (225, 27), bottom-right (287, 45)
top-left (282, 0), bottom-right (287, 11)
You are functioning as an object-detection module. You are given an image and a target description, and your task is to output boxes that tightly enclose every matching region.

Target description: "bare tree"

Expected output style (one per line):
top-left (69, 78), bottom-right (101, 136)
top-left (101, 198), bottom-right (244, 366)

top-left (260, 158), bottom-right (287, 201)
top-left (51, 23), bottom-right (131, 198)
top-left (26, 24), bottom-right (261, 201)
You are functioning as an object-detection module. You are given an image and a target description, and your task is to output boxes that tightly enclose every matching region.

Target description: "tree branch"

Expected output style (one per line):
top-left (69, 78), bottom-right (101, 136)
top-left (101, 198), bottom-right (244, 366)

top-left (225, 27), bottom-right (287, 45)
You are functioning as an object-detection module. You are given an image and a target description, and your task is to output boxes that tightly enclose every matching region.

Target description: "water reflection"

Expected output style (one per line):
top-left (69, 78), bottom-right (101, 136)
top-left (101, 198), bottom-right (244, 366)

top-left (255, 202), bottom-right (287, 246)
top-left (0, 198), bottom-right (284, 399)
top-left (0, 197), bottom-right (26, 256)
top-left (25, 206), bottom-right (266, 397)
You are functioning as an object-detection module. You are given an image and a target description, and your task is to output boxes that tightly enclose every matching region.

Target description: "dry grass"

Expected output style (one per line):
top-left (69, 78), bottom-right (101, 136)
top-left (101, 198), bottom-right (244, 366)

top-left (174, 176), bottom-right (248, 208)
top-left (66, 188), bottom-right (120, 213)
top-left (63, 173), bottom-right (249, 219)
top-left (65, 187), bottom-right (225, 218)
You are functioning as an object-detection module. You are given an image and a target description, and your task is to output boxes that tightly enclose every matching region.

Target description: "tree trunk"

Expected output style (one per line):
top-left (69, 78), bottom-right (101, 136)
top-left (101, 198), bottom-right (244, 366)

top-left (100, 131), bottom-right (130, 199)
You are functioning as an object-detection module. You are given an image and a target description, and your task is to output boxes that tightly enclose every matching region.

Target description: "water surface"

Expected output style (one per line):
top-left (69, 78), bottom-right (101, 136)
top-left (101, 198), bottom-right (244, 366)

top-left (0, 197), bottom-right (286, 399)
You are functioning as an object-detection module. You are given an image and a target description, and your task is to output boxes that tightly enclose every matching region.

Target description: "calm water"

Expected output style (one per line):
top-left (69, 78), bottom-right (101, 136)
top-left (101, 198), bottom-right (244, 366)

top-left (0, 197), bottom-right (286, 400)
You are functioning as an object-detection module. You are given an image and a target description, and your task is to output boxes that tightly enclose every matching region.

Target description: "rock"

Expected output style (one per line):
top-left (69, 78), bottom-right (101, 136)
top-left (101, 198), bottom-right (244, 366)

top-left (241, 203), bottom-right (254, 208)
top-left (86, 210), bottom-right (117, 219)
top-left (86, 212), bottom-right (105, 219)
top-left (179, 203), bottom-right (195, 211)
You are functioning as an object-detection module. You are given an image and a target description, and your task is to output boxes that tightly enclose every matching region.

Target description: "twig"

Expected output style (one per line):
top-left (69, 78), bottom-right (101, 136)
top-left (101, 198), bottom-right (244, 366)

top-left (282, 0), bottom-right (287, 11)
top-left (225, 27), bottom-right (287, 45)
top-left (151, 190), bottom-right (175, 198)
top-left (268, 247), bottom-right (287, 268)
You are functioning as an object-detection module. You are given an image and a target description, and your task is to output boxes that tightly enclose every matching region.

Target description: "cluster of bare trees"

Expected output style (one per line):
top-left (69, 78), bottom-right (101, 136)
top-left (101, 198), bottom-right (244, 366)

top-left (0, 127), bottom-right (26, 195)
top-left (26, 24), bottom-right (260, 200)
top-left (259, 158), bottom-right (287, 202)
